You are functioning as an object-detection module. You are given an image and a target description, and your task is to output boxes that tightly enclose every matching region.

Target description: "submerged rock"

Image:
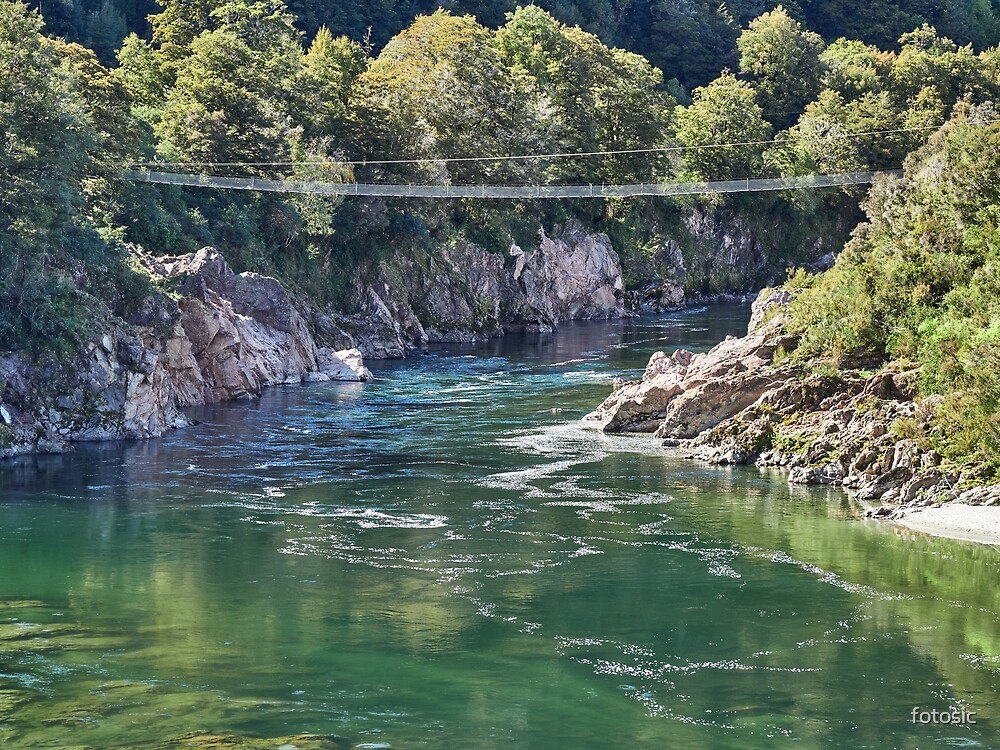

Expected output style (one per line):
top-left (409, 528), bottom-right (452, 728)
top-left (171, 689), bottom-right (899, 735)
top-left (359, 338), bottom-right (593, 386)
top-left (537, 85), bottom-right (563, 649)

top-left (153, 732), bottom-right (349, 749)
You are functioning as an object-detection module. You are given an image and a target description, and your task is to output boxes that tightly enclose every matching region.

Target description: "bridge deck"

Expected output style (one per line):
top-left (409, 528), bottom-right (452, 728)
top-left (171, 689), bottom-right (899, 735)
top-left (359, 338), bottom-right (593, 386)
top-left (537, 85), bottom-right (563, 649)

top-left (121, 170), bottom-right (901, 199)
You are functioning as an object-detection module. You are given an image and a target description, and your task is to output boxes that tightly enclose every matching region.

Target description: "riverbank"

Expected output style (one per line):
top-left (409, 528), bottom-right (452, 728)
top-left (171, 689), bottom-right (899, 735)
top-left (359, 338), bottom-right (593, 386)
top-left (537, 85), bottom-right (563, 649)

top-left (0, 220), bottom-right (630, 458)
top-left (894, 503), bottom-right (1000, 545)
top-left (588, 287), bottom-right (1000, 546)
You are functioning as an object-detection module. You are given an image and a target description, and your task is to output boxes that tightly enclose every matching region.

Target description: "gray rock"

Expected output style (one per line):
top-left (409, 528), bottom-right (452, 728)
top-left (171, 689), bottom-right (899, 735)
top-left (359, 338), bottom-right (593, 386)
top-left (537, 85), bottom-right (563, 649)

top-left (317, 348), bottom-right (373, 382)
top-left (587, 295), bottom-right (794, 435)
top-left (748, 288), bottom-right (794, 333)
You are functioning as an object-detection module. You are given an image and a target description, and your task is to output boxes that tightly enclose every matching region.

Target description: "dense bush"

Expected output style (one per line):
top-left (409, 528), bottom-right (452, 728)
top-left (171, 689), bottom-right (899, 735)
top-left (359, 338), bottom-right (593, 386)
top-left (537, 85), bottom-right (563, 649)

top-left (787, 111), bottom-right (1000, 478)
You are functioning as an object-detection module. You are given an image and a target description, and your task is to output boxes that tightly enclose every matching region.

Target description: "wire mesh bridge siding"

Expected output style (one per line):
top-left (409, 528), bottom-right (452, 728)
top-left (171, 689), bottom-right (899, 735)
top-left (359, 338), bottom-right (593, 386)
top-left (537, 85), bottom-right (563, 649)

top-left (122, 169), bottom-right (902, 199)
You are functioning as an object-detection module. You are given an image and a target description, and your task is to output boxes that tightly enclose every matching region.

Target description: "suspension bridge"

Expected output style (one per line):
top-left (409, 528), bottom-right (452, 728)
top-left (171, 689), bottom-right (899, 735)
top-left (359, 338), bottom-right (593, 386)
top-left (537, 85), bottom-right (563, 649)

top-left (121, 169), bottom-right (902, 199)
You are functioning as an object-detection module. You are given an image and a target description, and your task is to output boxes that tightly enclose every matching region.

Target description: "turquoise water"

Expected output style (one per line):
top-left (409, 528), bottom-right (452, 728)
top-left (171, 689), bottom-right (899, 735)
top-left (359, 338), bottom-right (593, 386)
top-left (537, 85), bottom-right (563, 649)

top-left (2, 305), bottom-right (999, 749)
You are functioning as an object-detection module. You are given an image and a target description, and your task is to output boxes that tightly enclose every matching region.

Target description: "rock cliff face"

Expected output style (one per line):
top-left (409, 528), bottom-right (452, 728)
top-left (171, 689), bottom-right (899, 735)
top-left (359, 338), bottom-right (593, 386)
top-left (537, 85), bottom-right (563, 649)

top-left (630, 205), bottom-right (844, 312)
top-left (322, 220), bottom-right (627, 359)
top-left (0, 249), bottom-right (371, 458)
top-left (144, 249), bottom-right (328, 403)
top-left (506, 223), bottom-right (625, 328)
top-left (587, 288), bottom-right (987, 511)
top-left (630, 207), bottom-right (767, 312)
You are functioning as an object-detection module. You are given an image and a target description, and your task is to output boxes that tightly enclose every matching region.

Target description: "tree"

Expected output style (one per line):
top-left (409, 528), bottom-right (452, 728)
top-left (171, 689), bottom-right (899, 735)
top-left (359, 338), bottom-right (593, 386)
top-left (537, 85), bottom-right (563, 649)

top-left (116, 32), bottom-right (169, 111)
top-left (0, 0), bottom-right (145, 354)
top-left (738, 6), bottom-right (825, 129)
top-left (592, 46), bottom-right (675, 182)
top-left (617, 0), bottom-right (741, 90)
top-left (85, 0), bottom-right (128, 66)
top-left (352, 10), bottom-right (515, 183)
top-left (148, 0), bottom-right (218, 75)
top-left (494, 6), bottom-right (673, 184)
top-left (156, 0), bottom-right (303, 171)
top-left (0, 1), bottom-right (93, 241)
top-left (675, 70), bottom-right (772, 180)
top-left (772, 89), bottom-right (868, 176)
top-left (820, 38), bottom-right (889, 100)
top-left (294, 27), bottom-right (367, 140)
top-left (53, 38), bottom-right (139, 167)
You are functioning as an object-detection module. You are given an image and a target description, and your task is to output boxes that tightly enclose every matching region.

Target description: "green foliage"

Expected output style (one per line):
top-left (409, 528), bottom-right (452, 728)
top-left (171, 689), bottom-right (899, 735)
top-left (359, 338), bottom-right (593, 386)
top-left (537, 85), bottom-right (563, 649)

top-left (32, 0), bottom-right (1000, 98)
top-left (156, 1), bottom-right (303, 170)
top-left (1, 1), bottom-right (97, 355)
top-left (786, 113), bottom-right (1000, 477)
top-left (295, 27), bottom-right (366, 140)
top-left (738, 6), bottom-right (825, 129)
top-left (493, 6), bottom-right (674, 185)
top-left (798, 0), bottom-right (1000, 52)
top-left (9, 0), bottom-right (1000, 388)
top-left (675, 71), bottom-right (772, 180)
top-left (770, 92), bottom-right (852, 178)
top-left (84, 0), bottom-right (127, 65)
top-left (116, 32), bottom-right (168, 112)
top-left (759, 22), bottom-right (1000, 190)
top-left (148, 0), bottom-right (217, 72)
top-left (0, 0), bottom-right (154, 357)
top-left (354, 10), bottom-right (513, 184)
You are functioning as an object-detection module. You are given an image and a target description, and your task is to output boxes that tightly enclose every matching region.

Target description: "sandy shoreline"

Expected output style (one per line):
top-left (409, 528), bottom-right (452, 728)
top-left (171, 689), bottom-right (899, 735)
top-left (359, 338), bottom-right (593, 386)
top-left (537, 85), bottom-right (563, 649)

top-left (894, 503), bottom-right (1000, 546)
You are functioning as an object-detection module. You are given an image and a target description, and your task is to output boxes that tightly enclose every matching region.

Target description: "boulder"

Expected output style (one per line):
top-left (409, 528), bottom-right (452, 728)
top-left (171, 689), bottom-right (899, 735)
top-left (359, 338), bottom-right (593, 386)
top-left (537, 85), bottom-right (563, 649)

top-left (587, 308), bottom-right (791, 435)
top-left (748, 287), bottom-right (794, 333)
top-left (315, 348), bottom-right (373, 382)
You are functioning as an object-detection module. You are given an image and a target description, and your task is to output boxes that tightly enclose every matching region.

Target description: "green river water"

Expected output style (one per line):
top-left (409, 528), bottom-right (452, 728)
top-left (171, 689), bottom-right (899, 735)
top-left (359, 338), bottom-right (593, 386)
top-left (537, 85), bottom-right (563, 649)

top-left (1, 305), bottom-right (999, 749)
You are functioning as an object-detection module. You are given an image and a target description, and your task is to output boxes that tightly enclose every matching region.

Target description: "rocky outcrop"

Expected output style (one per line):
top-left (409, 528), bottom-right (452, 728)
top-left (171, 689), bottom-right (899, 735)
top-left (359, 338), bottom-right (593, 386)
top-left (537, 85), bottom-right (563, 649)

top-left (628, 202), bottom-right (850, 313)
top-left (506, 222), bottom-right (625, 329)
top-left (630, 207), bottom-right (768, 312)
top-left (0, 337), bottom-right (188, 457)
top-left (586, 287), bottom-right (965, 512)
top-left (309, 348), bottom-right (373, 382)
top-left (630, 240), bottom-right (687, 312)
top-left (141, 248), bottom-right (322, 402)
top-left (588, 298), bottom-right (800, 435)
top-left (324, 220), bottom-right (628, 358)
top-left (1, 216), bottom-right (627, 458)
top-left (1, 248), bottom-right (372, 458)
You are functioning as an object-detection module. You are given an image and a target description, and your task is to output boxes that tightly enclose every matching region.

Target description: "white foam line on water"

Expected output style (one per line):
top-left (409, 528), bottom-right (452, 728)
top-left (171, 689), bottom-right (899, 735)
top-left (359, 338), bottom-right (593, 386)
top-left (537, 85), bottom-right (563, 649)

top-left (207, 497), bottom-right (449, 529)
top-left (480, 455), bottom-right (608, 492)
top-left (560, 371), bottom-right (619, 382)
top-left (497, 419), bottom-right (675, 458)
top-left (547, 356), bottom-right (605, 366)
top-left (747, 547), bottom-right (913, 601)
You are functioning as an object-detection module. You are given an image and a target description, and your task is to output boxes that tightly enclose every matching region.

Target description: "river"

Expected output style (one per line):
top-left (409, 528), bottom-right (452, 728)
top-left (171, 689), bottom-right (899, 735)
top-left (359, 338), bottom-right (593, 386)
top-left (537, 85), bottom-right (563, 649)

top-left (1, 305), bottom-right (999, 749)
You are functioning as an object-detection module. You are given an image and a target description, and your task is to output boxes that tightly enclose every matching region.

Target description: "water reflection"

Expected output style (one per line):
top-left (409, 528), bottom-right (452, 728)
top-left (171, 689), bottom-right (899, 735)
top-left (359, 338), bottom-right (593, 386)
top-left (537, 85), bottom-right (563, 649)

top-left (2, 306), bottom-right (999, 749)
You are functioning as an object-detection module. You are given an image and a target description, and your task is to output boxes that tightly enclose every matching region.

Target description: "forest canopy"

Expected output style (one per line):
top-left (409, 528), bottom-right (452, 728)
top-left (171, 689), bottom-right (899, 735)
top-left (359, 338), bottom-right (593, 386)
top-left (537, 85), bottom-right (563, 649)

top-left (33, 0), bottom-right (1000, 89)
top-left (4, 0), bottom-right (1000, 363)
